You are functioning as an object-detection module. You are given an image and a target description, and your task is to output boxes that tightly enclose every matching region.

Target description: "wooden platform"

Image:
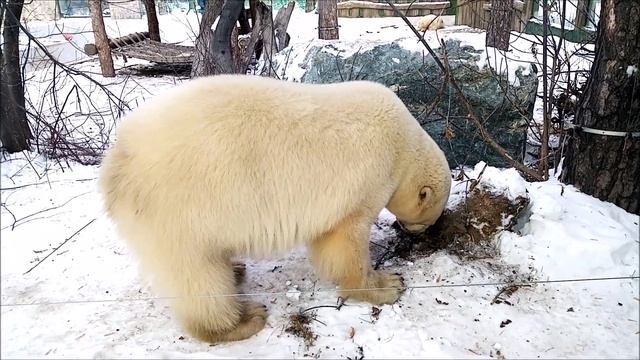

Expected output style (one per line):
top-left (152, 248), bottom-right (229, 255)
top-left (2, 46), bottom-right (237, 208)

top-left (337, 0), bottom-right (451, 18)
top-left (111, 40), bottom-right (194, 65)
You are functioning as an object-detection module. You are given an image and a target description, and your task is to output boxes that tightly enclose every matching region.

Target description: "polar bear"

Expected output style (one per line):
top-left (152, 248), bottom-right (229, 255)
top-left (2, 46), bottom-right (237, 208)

top-left (99, 75), bottom-right (451, 344)
top-left (415, 14), bottom-right (445, 32)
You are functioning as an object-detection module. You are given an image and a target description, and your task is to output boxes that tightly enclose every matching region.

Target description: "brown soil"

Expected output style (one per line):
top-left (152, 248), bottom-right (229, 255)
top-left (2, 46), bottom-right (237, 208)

top-left (285, 311), bottom-right (318, 348)
top-left (378, 189), bottom-right (530, 263)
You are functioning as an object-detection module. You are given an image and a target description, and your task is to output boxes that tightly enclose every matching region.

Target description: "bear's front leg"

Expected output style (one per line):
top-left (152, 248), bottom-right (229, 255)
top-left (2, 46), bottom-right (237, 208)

top-left (309, 214), bottom-right (405, 305)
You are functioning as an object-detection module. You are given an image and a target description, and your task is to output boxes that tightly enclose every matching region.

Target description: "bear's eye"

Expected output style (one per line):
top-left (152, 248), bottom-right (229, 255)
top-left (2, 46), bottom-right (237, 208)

top-left (419, 186), bottom-right (432, 202)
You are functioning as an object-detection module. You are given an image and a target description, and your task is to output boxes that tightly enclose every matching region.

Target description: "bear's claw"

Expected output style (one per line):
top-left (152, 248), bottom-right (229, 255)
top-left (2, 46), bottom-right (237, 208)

top-left (232, 262), bottom-right (247, 284)
top-left (340, 271), bottom-right (405, 305)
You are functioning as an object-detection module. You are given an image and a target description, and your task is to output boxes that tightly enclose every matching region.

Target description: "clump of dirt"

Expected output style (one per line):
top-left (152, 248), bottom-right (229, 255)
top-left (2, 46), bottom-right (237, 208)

top-left (285, 311), bottom-right (318, 348)
top-left (491, 283), bottom-right (530, 305)
top-left (118, 63), bottom-right (191, 77)
top-left (383, 189), bottom-right (530, 262)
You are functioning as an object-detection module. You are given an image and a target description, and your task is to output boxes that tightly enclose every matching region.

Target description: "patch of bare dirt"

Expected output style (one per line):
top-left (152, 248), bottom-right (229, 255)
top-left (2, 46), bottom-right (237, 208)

top-left (285, 311), bottom-right (318, 348)
top-left (376, 189), bottom-right (530, 265)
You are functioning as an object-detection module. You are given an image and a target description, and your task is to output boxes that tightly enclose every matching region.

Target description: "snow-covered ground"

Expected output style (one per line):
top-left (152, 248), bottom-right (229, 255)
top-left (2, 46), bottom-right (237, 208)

top-left (2, 6), bottom-right (639, 360)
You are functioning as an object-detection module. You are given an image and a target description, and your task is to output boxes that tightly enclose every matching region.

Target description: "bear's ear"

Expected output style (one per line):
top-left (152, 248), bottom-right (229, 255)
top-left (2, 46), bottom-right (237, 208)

top-left (419, 186), bottom-right (433, 203)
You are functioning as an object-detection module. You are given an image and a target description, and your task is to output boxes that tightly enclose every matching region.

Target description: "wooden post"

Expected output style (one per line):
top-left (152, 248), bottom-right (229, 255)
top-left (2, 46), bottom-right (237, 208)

top-left (486, 0), bottom-right (512, 50)
top-left (318, 0), bottom-right (339, 40)
top-left (88, 0), bottom-right (115, 77)
top-left (455, 0), bottom-right (466, 25)
top-left (142, 0), bottom-right (161, 42)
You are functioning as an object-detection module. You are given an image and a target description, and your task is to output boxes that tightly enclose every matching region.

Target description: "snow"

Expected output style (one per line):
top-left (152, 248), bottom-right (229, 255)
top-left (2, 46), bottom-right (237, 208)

top-left (453, 162), bottom-right (529, 203)
top-left (627, 65), bottom-right (638, 77)
top-left (2, 5), bottom-right (639, 360)
top-left (2, 152), bottom-right (638, 359)
top-left (275, 11), bottom-right (539, 85)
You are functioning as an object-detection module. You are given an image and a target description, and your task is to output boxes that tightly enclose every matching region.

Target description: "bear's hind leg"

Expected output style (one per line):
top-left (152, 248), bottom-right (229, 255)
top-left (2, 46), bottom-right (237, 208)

top-left (308, 215), bottom-right (405, 305)
top-left (157, 250), bottom-right (266, 343)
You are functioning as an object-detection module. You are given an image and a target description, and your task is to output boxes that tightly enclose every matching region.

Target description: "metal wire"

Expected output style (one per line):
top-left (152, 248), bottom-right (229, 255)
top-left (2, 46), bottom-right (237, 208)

top-left (1, 275), bottom-right (637, 308)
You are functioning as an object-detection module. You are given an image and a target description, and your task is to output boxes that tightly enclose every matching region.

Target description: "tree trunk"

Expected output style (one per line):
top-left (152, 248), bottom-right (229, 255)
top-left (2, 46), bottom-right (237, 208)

top-left (258, 1), bottom-right (275, 75)
top-left (274, 1), bottom-right (294, 52)
top-left (231, 26), bottom-right (242, 73)
top-left (190, 0), bottom-right (224, 77)
top-left (318, 0), bottom-right (338, 40)
top-left (255, 0), bottom-right (293, 77)
top-left (239, 4), bottom-right (265, 72)
top-left (561, 0), bottom-right (640, 215)
top-left (305, 0), bottom-right (316, 13)
top-left (142, 0), bottom-right (161, 42)
top-left (486, 0), bottom-right (512, 51)
top-left (0, 0), bottom-right (33, 153)
top-left (211, 0), bottom-right (244, 74)
top-left (88, 0), bottom-right (115, 77)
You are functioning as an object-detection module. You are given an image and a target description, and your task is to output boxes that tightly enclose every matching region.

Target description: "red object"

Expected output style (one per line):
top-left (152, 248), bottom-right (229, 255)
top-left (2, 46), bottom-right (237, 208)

top-left (62, 32), bottom-right (73, 41)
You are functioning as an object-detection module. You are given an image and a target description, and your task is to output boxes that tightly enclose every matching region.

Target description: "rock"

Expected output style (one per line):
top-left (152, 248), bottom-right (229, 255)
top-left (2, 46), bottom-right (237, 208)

top-left (268, 37), bottom-right (538, 168)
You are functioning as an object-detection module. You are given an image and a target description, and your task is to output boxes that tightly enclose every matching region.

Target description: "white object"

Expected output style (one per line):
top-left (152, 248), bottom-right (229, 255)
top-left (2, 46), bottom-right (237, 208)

top-left (415, 14), bottom-right (445, 32)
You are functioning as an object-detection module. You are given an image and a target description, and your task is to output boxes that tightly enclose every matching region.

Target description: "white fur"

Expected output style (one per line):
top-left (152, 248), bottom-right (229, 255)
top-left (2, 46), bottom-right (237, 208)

top-left (99, 74), bottom-right (451, 343)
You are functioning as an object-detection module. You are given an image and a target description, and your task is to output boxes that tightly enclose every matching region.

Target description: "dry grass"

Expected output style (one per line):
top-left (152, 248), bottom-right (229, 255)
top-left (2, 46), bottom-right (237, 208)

top-left (285, 311), bottom-right (318, 348)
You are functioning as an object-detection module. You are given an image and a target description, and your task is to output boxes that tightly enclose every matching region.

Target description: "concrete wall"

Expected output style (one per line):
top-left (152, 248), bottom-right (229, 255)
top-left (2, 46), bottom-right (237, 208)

top-left (22, 0), bottom-right (145, 21)
top-left (109, 0), bottom-right (144, 19)
top-left (22, 0), bottom-right (59, 21)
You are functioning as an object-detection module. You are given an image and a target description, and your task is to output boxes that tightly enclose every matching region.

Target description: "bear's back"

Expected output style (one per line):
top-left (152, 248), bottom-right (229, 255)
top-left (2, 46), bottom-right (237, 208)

top-left (104, 75), bottom-right (413, 256)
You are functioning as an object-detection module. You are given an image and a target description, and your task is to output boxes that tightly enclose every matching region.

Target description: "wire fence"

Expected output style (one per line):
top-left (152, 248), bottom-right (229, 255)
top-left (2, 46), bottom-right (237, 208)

top-left (2, 275), bottom-right (637, 308)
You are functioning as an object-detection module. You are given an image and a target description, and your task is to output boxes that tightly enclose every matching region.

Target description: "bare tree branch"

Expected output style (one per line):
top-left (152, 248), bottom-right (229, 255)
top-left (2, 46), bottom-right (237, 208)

top-left (385, 0), bottom-right (543, 181)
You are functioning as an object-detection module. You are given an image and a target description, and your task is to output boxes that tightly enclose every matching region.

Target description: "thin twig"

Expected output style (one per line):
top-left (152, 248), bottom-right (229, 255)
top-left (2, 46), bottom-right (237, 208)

top-left (2, 192), bottom-right (90, 231)
top-left (468, 162), bottom-right (488, 192)
top-left (1, 203), bottom-right (18, 231)
top-left (23, 218), bottom-right (96, 275)
top-left (301, 296), bottom-right (346, 313)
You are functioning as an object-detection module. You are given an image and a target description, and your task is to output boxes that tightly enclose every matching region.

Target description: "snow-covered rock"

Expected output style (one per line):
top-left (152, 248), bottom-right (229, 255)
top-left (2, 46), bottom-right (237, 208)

top-left (268, 36), bottom-right (538, 167)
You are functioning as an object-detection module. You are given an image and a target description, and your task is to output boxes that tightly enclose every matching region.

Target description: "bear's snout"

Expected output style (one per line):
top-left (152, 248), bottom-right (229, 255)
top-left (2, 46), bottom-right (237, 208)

top-left (397, 221), bottom-right (429, 234)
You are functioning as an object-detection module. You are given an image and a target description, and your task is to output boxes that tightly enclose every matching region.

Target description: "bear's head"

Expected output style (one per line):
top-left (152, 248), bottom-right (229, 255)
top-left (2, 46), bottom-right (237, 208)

top-left (386, 144), bottom-right (451, 234)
